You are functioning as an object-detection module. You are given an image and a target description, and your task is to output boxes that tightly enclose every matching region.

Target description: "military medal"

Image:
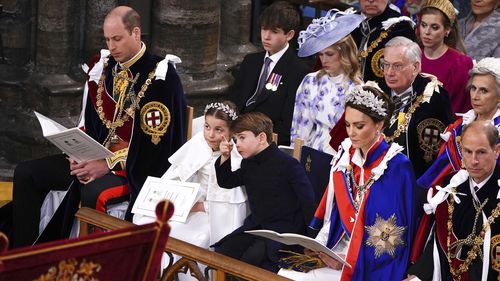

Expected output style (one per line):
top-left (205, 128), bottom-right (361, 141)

top-left (265, 73), bottom-right (282, 92)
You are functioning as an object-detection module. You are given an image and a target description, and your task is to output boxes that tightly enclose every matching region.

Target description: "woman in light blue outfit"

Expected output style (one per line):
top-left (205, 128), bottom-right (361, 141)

top-left (291, 9), bottom-right (363, 155)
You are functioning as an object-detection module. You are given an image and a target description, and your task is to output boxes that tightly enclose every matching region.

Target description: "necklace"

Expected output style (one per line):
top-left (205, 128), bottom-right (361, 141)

top-left (95, 61), bottom-right (157, 148)
top-left (346, 165), bottom-right (376, 210)
top-left (446, 189), bottom-right (500, 280)
top-left (384, 95), bottom-right (424, 143)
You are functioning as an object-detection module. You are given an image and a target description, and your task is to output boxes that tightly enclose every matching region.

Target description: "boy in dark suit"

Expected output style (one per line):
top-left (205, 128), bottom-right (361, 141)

top-left (214, 112), bottom-right (316, 272)
top-left (228, 1), bottom-right (309, 146)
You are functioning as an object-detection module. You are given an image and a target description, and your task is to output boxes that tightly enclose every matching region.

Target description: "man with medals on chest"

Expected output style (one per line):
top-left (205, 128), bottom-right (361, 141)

top-left (378, 36), bottom-right (454, 178)
top-left (11, 6), bottom-right (186, 248)
top-left (407, 121), bottom-right (500, 281)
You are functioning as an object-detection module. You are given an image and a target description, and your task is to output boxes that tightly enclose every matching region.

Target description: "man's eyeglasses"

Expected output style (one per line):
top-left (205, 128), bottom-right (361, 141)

top-left (380, 60), bottom-right (411, 72)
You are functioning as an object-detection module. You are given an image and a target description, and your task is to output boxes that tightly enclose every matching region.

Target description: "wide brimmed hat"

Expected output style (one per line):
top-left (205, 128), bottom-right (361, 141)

top-left (297, 8), bottom-right (363, 57)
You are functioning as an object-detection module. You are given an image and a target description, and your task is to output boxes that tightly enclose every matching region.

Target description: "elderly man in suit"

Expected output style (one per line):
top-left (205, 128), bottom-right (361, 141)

top-left (378, 36), bottom-right (454, 178)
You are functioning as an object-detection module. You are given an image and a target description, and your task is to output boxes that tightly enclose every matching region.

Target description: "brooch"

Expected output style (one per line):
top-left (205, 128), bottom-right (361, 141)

top-left (365, 213), bottom-right (406, 258)
top-left (140, 101), bottom-right (171, 145)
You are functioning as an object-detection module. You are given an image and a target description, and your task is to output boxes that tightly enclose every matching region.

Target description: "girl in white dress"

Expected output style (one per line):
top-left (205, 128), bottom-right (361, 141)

top-left (134, 101), bottom-right (247, 280)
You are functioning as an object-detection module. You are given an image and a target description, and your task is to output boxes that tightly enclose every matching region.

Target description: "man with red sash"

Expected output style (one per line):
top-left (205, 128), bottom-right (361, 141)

top-left (11, 6), bottom-right (186, 248)
top-left (407, 121), bottom-right (500, 281)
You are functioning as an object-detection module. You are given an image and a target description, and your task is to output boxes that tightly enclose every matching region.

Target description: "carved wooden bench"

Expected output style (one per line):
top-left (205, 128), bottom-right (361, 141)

top-left (76, 207), bottom-right (292, 281)
top-left (0, 181), bottom-right (12, 208)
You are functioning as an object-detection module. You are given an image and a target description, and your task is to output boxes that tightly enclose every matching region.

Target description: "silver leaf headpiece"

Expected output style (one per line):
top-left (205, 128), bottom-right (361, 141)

top-left (204, 102), bottom-right (238, 121)
top-left (345, 86), bottom-right (388, 117)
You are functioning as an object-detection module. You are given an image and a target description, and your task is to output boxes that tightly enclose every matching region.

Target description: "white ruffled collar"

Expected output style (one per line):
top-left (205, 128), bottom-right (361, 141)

top-left (332, 137), bottom-right (404, 182)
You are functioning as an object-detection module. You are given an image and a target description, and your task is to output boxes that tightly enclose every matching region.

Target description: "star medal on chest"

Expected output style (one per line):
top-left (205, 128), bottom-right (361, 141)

top-left (265, 73), bottom-right (282, 92)
top-left (365, 213), bottom-right (407, 258)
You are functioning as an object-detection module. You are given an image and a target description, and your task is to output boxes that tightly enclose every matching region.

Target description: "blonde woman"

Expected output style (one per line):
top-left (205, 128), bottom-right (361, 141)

top-left (291, 9), bottom-right (362, 155)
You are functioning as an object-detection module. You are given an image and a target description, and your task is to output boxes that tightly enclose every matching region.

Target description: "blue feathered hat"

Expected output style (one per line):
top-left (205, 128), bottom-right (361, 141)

top-left (298, 8), bottom-right (363, 57)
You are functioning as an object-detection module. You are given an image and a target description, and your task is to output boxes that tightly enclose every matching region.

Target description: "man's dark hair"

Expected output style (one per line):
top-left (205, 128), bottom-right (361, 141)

top-left (260, 1), bottom-right (301, 33)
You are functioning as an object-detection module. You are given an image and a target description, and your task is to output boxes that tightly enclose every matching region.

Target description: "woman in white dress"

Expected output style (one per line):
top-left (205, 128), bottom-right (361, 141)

top-left (291, 9), bottom-right (363, 155)
top-left (134, 101), bottom-right (247, 279)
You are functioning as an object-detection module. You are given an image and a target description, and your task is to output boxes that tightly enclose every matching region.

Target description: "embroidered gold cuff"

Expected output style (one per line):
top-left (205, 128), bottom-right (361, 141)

top-left (106, 148), bottom-right (128, 170)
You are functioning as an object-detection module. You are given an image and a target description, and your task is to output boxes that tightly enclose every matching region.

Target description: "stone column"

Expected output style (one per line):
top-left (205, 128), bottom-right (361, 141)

top-left (151, 0), bottom-right (233, 109)
top-left (84, 0), bottom-right (118, 62)
top-left (0, 0), bottom-right (33, 66)
top-left (219, 0), bottom-right (257, 68)
top-left (36, 0), bottom-right (76, 74)
top-left (151, 0), bottom-right (220, 80)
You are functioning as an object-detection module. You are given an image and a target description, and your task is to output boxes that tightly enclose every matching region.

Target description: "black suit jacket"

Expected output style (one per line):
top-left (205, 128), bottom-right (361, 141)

top-left (228, 48), bottom-right (309, 146)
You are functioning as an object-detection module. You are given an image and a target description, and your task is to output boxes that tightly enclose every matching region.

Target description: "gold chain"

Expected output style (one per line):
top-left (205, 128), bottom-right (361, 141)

top-left (359, 31), bottom-right (388, 58)
top-left (95, 61), bottom-right (157, 147)
top-left (359, 23), bottom-right (400, 58)
top-left (384, 95), bottom-right (424, 143)
top-left (446, 189), bottom-right (500, 280)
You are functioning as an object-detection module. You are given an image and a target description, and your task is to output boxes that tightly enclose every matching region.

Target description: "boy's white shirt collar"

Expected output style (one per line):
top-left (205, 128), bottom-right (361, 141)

top-left (265, 43), bottom-right (289, 74)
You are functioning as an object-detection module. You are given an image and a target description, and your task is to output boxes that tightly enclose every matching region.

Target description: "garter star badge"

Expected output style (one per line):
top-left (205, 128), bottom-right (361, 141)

top-left (417, 118), bottom-right (446, 162)
top-left (365, 213), bottom-right (406, 258)
top-left (140, 101), bottom-right (170, 145)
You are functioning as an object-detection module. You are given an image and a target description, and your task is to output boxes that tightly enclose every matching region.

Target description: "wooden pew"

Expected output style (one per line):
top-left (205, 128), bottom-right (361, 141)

top-left (0, 181), bottom-right (12, 208)
top-left (76, 208), bottom-right (292, 281)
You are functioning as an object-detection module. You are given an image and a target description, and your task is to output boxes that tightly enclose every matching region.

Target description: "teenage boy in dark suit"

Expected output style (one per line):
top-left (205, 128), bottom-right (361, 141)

top-left (228, 1), bottom-right (309, 146)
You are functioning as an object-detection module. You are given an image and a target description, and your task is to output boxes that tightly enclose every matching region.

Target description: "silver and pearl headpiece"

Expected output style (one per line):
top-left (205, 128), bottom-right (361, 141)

top-left (204, 102), bottom-right (238, 121)
top-left (345, 86), bottom-right (388, 117)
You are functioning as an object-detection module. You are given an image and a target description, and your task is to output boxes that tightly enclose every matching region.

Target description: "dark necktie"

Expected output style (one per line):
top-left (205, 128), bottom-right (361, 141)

top-left (359, 19), bottom-right (371, 79)
top-left (392, 91), bottom-right (413, 113)
top-left (246, 57), bottom-right (272, 107)
top-left (360, 19), bottom-right (371, 38)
